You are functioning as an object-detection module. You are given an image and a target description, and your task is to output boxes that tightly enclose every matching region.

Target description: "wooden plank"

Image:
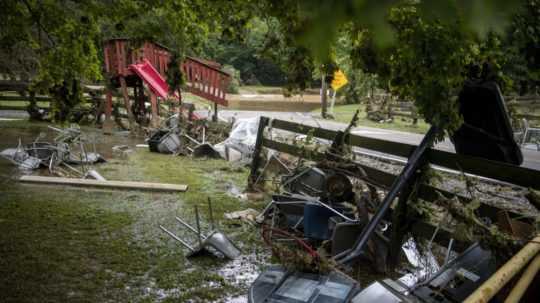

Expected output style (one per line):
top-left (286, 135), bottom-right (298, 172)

top-left (271, 119), bottom-right (416, 157)
top-left (262, 138), bottom-right (533, 220)
top-left (262, 138), bottom-right (400, 189)
top-left (426, 149), bottom-right (540, 189)
top-left (19, 175), bottom-right (188, 192)
top-left (248, 117), bottom-right (270, 186)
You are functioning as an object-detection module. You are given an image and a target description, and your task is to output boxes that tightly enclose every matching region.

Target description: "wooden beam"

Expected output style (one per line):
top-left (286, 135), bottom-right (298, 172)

top-left (19, 175), bottom-right (188, 192)
top-left (261, 138), bottom-right (533, 221)
top-left (270, 118), bottom-right (540, 189)
top-left (248, 116), bottom-right (270, 188)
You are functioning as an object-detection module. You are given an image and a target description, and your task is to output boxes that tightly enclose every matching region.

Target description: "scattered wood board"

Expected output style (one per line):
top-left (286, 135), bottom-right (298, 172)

top-left (19, 175), bottom-right (188, 192)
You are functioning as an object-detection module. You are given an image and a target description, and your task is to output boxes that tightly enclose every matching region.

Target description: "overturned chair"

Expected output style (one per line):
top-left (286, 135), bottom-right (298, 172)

top-left (160, 199), bottom-right (241, 259)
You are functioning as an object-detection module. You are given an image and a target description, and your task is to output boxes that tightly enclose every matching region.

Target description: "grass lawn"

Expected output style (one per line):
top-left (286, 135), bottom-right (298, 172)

top-left (0, 120), bottom-right (267, 302)
top-left (317, 103), bottom-right (431, 134)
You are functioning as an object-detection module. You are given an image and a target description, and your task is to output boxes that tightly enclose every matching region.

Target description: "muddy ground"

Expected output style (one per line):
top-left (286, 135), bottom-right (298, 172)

top-left (0, 120), bottom-right (267, 303)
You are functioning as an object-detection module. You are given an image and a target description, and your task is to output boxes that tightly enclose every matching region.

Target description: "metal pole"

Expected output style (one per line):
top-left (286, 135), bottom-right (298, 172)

top-left (330, 89), bottom-right (337, 115)
top-left (159, 225), bottom-right (195, 251)
top-left (174, 217), bottom-right (207, 240)
top-left (208, 197), bottom-right (215, 230)
top-left (444, 238), bottom-right (455, 265)
top-left (336, 125), bottom-right (438, 264)
top-left (194, 205), bottom-right (203, 248)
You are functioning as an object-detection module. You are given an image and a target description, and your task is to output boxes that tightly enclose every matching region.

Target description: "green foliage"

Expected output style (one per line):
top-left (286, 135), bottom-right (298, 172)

top-left (203, 18), bottom-right (287, 86)
top-left (1, 0), bottom-right (536, 127)
top-left (503, 0), bottom-right (540, 94)
top-left (386, 4), bottom-right (469, 137)
top-left (222, 64), bottom-right (241, 93)
top-left (350, 4), bottom-right (470, 137)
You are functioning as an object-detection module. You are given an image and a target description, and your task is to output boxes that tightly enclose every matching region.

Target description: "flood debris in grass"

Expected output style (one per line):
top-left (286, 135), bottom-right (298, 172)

top-left (0, 124), bottom-right (105, 176)
top-left (160, 200), bottom-right (242, 260)
top-left (147, 113), bottom-right (230, 159)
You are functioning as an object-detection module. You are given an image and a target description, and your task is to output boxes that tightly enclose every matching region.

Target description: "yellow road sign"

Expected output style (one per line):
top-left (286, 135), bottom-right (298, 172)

top-left (331, 70), bottom-right (348, 91)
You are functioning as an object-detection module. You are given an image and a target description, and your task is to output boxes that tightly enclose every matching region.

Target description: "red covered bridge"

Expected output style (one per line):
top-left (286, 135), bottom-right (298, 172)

top-left (103, 38), bottom-right (231, 127)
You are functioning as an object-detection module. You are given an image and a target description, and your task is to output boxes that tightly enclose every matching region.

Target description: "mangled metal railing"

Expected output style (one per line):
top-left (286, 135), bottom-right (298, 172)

top-left (1, 125), bottom-right (104, 176)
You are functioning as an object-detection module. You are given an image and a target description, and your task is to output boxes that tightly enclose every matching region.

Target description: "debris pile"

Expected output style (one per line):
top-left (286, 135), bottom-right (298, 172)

top-left (146, 113), bottom-right (229, 159)
top-left (147, 113), bottom-right (263, 165)
top-left (244, 82), bottom-right (540, 302)
top-left (0, 125), bottom-right (105, 176)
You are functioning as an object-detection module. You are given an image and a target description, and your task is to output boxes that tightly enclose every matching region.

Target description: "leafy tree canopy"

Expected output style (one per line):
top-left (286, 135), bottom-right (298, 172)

top-left (1, 0), bottom-right (538, 132)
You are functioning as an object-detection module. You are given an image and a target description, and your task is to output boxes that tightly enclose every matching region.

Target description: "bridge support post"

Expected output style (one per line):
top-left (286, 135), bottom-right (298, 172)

top-left (212, 102), bottom-right (218, 122)
top-left (119, 76), bottom-right (136, 129)
top-left (103, 90), bottom-right (114, 134)
top-left (150, 92), bottom-right (160, 128)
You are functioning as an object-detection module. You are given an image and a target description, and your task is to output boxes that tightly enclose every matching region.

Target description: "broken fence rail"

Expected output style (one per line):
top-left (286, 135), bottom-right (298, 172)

top-left (248, 116), bottom-right (539, 248)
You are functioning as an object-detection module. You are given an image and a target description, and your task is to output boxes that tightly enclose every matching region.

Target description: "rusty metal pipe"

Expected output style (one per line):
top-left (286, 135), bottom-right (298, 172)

top-left (464, 235), bottom-right (540, 303)
top-left (504, 253), bottom-right (540, 303)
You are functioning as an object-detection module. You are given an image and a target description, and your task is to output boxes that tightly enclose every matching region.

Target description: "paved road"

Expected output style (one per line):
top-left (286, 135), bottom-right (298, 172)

top-left (203, 110), bottom-right (540, 171)
top-left (4, 108), bottom-right (539, 170)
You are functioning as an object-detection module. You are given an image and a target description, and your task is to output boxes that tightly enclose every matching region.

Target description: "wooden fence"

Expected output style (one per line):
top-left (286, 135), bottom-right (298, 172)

top-left (386, 96), bottom-right (540, 125)
top-left (249, 116), bottom-right (539, 250)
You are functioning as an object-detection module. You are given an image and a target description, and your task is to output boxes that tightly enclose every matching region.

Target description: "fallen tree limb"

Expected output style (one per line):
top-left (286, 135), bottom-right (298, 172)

top-left (19, 175), bottom-right (188, 192)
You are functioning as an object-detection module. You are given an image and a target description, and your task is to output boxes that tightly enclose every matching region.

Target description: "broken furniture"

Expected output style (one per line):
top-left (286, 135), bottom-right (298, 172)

top-left (452, 80), bottom-right (523, 165)
top-left (350, 243), bottom-right (496, 303)
top-left (147, 113), bottom-right (221, 157)
top-left (148, 129), bottom-right (182, 154)
top-left (0, 142), bottom-right (41, 170)
top-left (248, 265), bottom-right (360, 303)
top-left (160, 200), bottom-right (240, 259)
top-left (0, 125), bottom-right (104, 173)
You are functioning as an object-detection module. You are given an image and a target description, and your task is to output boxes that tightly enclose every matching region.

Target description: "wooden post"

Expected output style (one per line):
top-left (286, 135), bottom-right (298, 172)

top-left (213, 102), bottom-right (218, 122)
top-left (248, 116), bottom-right (270, 190)
top-left (119, 76), bottom-right (136, 128)
top-left (103, 90), bottom-right (114, 134)
top-left (150, 92), bottom-right (159, 128)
